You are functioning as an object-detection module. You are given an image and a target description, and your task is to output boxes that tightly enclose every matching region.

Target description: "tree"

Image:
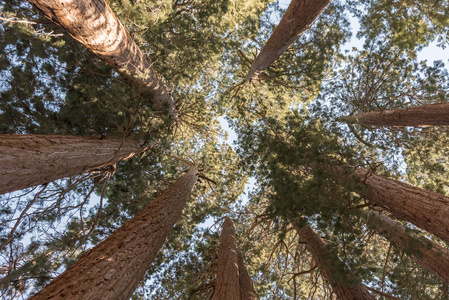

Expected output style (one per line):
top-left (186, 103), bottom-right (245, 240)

top-left (245, 0), bottom-right (332, 81)
top-left (352, 167), bottom-right (449, 243)
top-left (27, 0), bottom-right (177, 118)
top-left (342, 103), bottom-right (449, 127)
top-left (214, 216), bottom-right (255, 300)
top-left (0, 134), bottom-right (145, 195)
top-left (363, 209), bottom-right (449, 285)
top-left (293, 222), bottom-right (374, 300)
top-left (29, 166), bottom-right (198, 299)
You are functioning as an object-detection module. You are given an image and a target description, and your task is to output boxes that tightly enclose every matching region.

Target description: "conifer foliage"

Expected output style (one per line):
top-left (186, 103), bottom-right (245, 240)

top-left (1, 0), bottom-right (449, 299)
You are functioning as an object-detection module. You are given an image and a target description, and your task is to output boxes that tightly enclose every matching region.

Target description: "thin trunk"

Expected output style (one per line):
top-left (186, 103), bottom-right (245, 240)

top-left (237, 250), bottom-right (256, 300)
top-left (30, 166), bottom-right (199, 300)
top-left (28, 0), bottom-right (177, 118)
top-left (214, 217), bottom-right (241, 300)
top-left (363, 210), bottom-right (449, 284)
top-left (353, 168), bottom-right (449, 243)
top-left (0, 134), bottom-right (145, 195)
top-left (294, 223), bottom-right (374, 300)
top-left (342, 103), bottom-right (449, 127)
top-left (245, 0), bottom-right (331, 81)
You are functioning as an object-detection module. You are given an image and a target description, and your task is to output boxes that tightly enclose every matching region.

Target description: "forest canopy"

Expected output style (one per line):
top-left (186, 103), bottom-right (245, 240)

top-left (1, 0), bottom-right (449, 299)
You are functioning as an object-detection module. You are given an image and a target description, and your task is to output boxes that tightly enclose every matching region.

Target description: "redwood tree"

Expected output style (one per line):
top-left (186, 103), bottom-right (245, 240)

top-left (294, 223), bottom-right (374, 300)
top-left (0, 134), bottom-right (145, 195)
top-left (214, 217), bottom-right (256, 300)
top-left (363, 210), bottom-right (449, 285)
top-left (342, 103), bottom-right (449, 127)
top-left (353, 168), bottom-right (449, 243)
top-left (29, 166), bottom-right (198, 299)
top-left (245, 0), bottom-right (332, 81)
top-left (27, 0), bottom-right (177, 118)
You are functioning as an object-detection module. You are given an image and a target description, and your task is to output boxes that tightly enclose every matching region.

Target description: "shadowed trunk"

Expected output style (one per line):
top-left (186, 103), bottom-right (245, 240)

top-left (342, 103), bottom-right (449, 127)
top-left (245, 0), bottom-right (331, 81)
top-left (0, 134), bottom-right (145, 195)
top-left (30, 166), bottom-right (199, 300)
top-left (214, 217), bottom-right (241, 300)
top-left (214, 217), bottom-right (256, 300)
top-left (353, 168), bottom-right (449, 243)
top-left (363, 210), bottom-right (449, 284)
top-left (28, 0), bottom-right (177, 118)
top-left (294, 223), bottom-right (375, 300)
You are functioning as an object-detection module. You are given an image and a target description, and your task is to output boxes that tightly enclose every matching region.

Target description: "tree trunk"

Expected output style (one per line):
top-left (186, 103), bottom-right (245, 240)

top-left (244, 0), bottom-right (331, 81)
top-left (214, 217), bottom-right (241, 300)
top-left (363, 210), bottom-right (449, 284)
top-left (0, 134), bottom-right (145, 195)
top-left (237, 250), bottom-right (256, 300)
top-left (294, 223), bottom-right (374, 300)
top-left (30, 166), bottom-right (198, 300)
top-left (28, 0), bottom-right (177, 118)
top-left (342, 103), bottom-right (449, 127)
top-left (353, 168), bottom-right (449, 243)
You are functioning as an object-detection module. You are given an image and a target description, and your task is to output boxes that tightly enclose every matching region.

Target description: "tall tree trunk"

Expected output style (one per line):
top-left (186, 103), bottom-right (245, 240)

top-left (214, 217), bottom-right (256, 300)
top-left (341, 103), bottom-right (449, 127)
top-left (237, 250), bottom-right (256, 300)
top-left (353, 168), bottom-right (449, 243)
top-left (214, 217), bottom-right (241, 300)
top-left (363, 210), bottom-right (449, 284)
top-left (30, 166), bottom-right (199, 300)
top-left (294, 223), bottom-right (374, 300)
top-left (244, 0), bottom-right (331, 81)
top-left (28, 0), bottom-right (177, 118)
top-left (0, 134), bottom-right (145, 195)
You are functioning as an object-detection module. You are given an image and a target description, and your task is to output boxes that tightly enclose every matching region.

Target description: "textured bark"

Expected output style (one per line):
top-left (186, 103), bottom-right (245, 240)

top-left (245, 0), bottom-right (331, 81)
top-left (294, 223), bottom-right (374, 300)
top-left (353, 168), bottom-right (449, 243)
top-left (343, 103), bottom-right (449, 127)
top-left (214, 217), bottom-right (241, 300)
top-left (27, 0), bottom-right (176, 118)
top-left (363, 210), bottom-right (449, 284)
top-left (30, 166), bottom-right (199, 300)
top-left (237, 250), bottom-right (256, 300)
top-left (0, 134), bottom-right (144, 195)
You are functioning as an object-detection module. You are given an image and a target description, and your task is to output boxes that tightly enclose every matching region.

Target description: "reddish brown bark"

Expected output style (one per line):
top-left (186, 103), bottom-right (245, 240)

top-left (30, 166), bottom-right (199, 300)
top-left (214, 217), bottom-right (256, 300)
top-left (28, 0), bottom-right (177, 118)
top-left (245, 0), bottom-right (331, 81)
top-left (294, 223), bottom-right (374, 300)
top-left (364, 210), bottom-right (449, 285)
top-left (353, 168), bottom-right (449, 243)
top-left (214, 217), bottom-right (241, 300)
top-left (0, 134), bottom-right (144, 195)
top-left (343, 103), bottom-right (449, 127)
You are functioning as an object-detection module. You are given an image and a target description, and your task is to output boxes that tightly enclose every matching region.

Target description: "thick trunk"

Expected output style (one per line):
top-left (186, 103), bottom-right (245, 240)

top-left (214, 217), bottom-right (241, 300)
top-left (294, 223), bottom-right (374, 300)
top-left (0, 134), bottom-right (144, 195)
top-left (363, 210), bottom-right (449, 284)
top-left (245, 0), bottom-right (331, 81)
top-left (237, 250), bottom-right (256, 300)
top-left (343, 103), bottom-right (449, 127)
top-left (28, 0), bottom-right (177, 118)
top-left (30, 166), bottom-right (198, 300)
top-left (353, 168), bottom-right (449, 243)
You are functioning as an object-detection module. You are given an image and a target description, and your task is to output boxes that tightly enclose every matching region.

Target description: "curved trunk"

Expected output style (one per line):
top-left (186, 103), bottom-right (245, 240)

top-left (30, 166), bottom-right (198, 300)
top-left (214, 217), bottom-right (241, 300)
top-left (245, 0), bottom-right (331, 81)
top-left (363, 210), bottom-right (449, 284)
top-left (237, 250), bottom-right (256, 300)
top-left (294, 223), bottom-right (374, 300)
top-left (353, 168), bottom-right (449, 243)
top-left (28, 0), bottom-right (177, 118)
top-left (0, 134), bottom-right (144, 195)
top-left (342, 103), bottom-right (449, 127)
